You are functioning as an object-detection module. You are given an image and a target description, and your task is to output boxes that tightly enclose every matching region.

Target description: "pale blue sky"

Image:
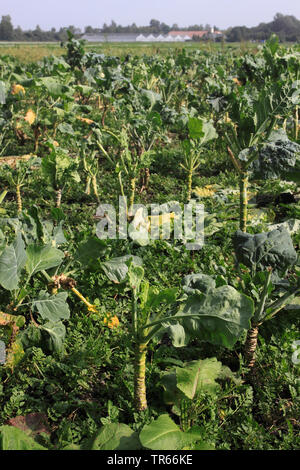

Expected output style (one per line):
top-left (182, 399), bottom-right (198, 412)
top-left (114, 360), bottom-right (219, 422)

top-left (1, 0), bottom-right (299, 30)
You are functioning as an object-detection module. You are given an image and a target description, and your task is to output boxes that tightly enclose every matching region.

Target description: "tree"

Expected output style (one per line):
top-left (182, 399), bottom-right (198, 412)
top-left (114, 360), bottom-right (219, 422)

top-left (33, 25), bottom-right (43, 40)
top-left (14, 26), bottom-right (23, 41)
top-left (85, 25), bottom-right (94, 34)
top-left (109, 20), bottom-right (117, 32)
top-left (160, 22), bottom-right (170, 33)
top-left (225, 13), bottom-right (300, 42)
top-left (0, 15), bottom-right (14, 41)
top-left (67, 25), bottom-right (77, 35)
top-left (149, 19), bottom-right (161, 32)
top-left (274, 12), bottom-right (284, 21)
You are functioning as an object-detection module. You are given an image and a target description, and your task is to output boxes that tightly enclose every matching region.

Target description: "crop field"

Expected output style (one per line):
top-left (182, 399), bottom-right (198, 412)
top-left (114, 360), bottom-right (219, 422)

top-left (0, 40), bottom-right (256, 63)
top-left (0, 35), bottom-right (299, 451)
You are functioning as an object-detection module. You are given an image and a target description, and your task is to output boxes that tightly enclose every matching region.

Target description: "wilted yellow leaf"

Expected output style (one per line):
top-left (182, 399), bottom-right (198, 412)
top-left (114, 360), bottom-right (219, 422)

top-left (87, 305), bottom-right (98, 313)
top-left (224, 114), bottom-right (232, 124)
top-left (232, 77), bottom-right (242, 86)
top-left (104, 313), bottom-right (120, 329)
top-left (24, 109), bottom-right (36, 125)
top-left (6, 341), bottom-right (24, 369)
top-left (194, 186), bottom-right (216, 198)
top-left (11, 84), bottom-right (26, 95)
top-left (76, 115), bottom-right (94, 125)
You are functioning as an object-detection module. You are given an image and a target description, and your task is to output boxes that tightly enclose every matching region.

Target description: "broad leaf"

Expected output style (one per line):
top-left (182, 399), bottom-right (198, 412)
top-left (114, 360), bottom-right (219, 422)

top-left (173, 285), bottom-right (253, 349)
top-left (32, 291), bottom-right (70, 322)
top-left (25, 244), bottom-right (64, 277)
top-left (160, 371), bottom-right (186, 406)
top-left (42, 147), bottom-right (79, 189)
top-left (128, 264), bottom-right (144, 291)
top-left (102, 255), bottom-right (143, 284)
top-left (39, 77), bottom-right (72, 97)
top-left (188, 117), bottom-right (204, 139)
top-left (143, 287), bottom-right (178, 312)
top-left (76, 237), bottom-right (107, 268)
top-left (176, 358), bottom-right (222, 399)
top-left (40, 321), bottom-right (66, 353)
top-left (139, 414), bottom-right (203, 450)
top-left (86, 423), bottom-right (141, 450)
top-left (164, 323), bottom-right (189, 348)
top-left (0, 234), bottom-right (26, 290)
top-left (51, 221), bottom-right (67, 246)
top-left (250, 129), bottom-right (300, 180)
top-left (161, 358), bottom-right (233, 406)
top-left (140, 89), bottom-right (161, 108)
top-left (0, 425), bottom-right (46, 450)
top-left (188, 117), bottom-right (217, 144)
top-left (182, 273), bottom-right (216, 295)
top-left (57, 123), bottom-right (74, 135)
top-left (233, 227), bottom-right (297, 276)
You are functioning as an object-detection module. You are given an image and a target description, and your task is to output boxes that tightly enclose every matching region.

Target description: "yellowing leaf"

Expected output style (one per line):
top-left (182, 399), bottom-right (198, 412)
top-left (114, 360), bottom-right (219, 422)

top-left (87, 305), bottom-right (97, 313)
top-left (6, 341), bottom-right (24, 369)
top-left (24, 109), bottom-right (36, 125)
top-left (11, 84), bottom-right (26, 95)
top-left (104, 313), bottom-right (120, 329)
top-left (194, 186), bottom-right (216, 198)
top-left (232, 77), bottom-right (242, 86)
top-left (76, 115), bottom-right (94, 125)
top-left (224, 113), bottom-right (232, 124)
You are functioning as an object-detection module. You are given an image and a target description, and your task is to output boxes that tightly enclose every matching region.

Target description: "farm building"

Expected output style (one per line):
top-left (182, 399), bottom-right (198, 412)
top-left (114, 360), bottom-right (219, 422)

top-left (81, 30), bottom-right (222, 42)
top-left (168, 29), bottom-right (223, 40)
top-left (81, 33), bottom-right (139, 42)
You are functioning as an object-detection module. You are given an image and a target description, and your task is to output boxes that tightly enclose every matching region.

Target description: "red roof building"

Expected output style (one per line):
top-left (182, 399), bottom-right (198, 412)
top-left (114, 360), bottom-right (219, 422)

top-left (168, 30), bottom-right (222, 38)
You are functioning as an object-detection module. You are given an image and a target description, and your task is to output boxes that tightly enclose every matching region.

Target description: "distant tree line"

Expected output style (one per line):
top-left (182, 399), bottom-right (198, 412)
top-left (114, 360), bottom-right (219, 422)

top-left (0, 13), bottom-right (299, 42)
top-left (226, 13), bottom-right (300, 42)
top-left (96, 19), bottom-right (217, 34)
top-left (0, 15), bottom-right (78, 42)
top-left (0, 16), bottom-right (217, 41)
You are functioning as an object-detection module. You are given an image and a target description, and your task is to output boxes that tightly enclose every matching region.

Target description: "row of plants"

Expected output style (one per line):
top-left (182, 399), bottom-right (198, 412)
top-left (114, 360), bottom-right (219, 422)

top-left (0, 34), bottom-right (299, 450)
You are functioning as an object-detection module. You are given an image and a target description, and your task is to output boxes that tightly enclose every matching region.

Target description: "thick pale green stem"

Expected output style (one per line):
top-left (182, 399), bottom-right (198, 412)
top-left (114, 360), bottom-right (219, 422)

top-left (16, 184), bottom-right (22, 214)
top-left (34, 129), bottom-right (39, 153)
top-left (244, 325), bottom-right (259, 368)
top-left (129, 177), bottom-right (136, 212)
top-left (187, 169), bottom-right (193, 201)
top-left (295, 106), bottom-right (299, 141)
top-left (239, 172), bottom-right (248, 232)
top-left (144, 167), bottom-right (150, 190)
top-left (283, 118), bottom-right (287, 132)
top-left (56, 188), bottom-right (62, 208)
top-left (134, 342), bottom-right (147, 411)
top-left (85, 176), bottom-right (91, 195)
top-left (118, 172), bottom-right (126, 200)
top-left (0, 190), bottom-right (8, 205)
top-left (92, 175), bottom-right (100, 203)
